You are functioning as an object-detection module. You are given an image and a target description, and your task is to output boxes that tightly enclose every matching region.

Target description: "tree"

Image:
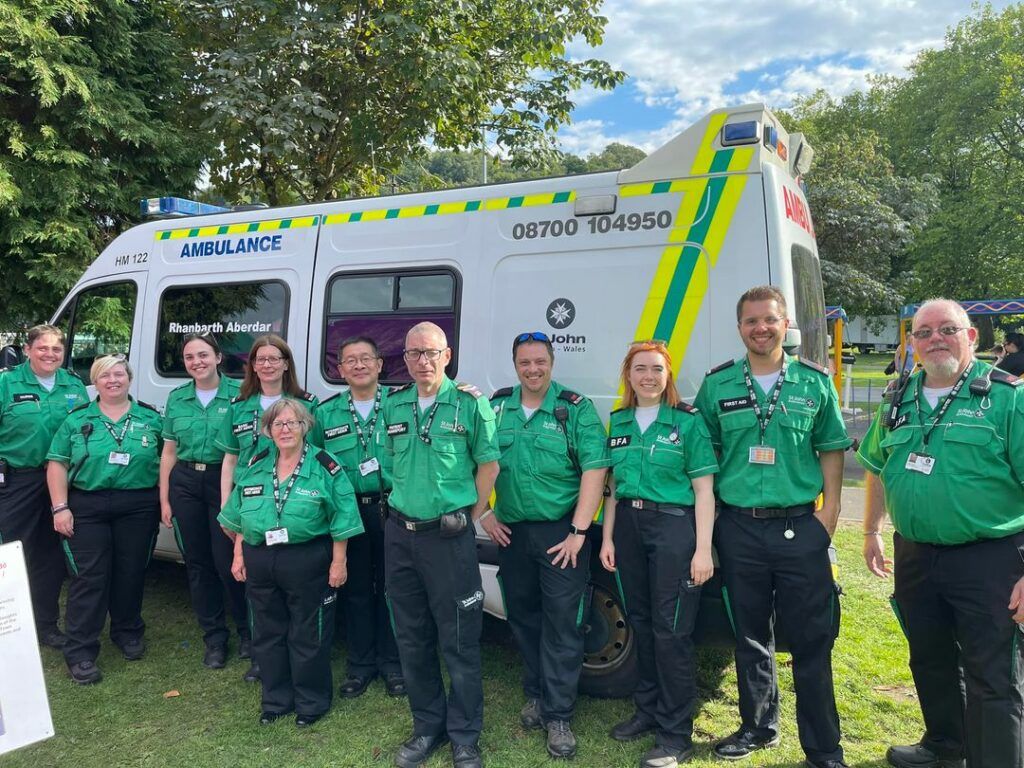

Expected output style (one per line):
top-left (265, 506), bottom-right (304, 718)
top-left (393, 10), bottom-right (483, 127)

top-left (182, 0), bottom-right (624, 205)
top-left (0, 0), bottom-right (204, 329)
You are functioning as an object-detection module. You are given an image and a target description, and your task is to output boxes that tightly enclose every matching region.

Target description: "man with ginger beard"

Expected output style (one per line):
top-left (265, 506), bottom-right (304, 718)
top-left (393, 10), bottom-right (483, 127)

top-left (858, 298), bottom-right (1024, 768)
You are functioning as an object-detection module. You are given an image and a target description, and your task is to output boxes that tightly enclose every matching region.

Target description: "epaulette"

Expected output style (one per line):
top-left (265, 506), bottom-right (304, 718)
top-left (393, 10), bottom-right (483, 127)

top-left (675, 402), bottom-right (699, 414)
top-left (706, 359), bottom-right (736, 376)
top-left (318, 392), bottom-right (341, 406)
top-left (65, 368), bottom-right (84, 381)
top-left (247, 447), bottom-right (270, 467)
top-left (299, 390), bottom-right (316, 402)
top-left (490, 387), bottom-right (514, 401)
top-left (170, 381), bottom-right (192, 392)
top-left (610, 406), bottom-right (628, 414)
top-left (230, 394), bottom-right (246, 404)
top-left (70, 401), bottom-right (90, 413)
top-left (557, 389), bottom-right (585, 405)
top-left (991, 369), bottom-right (1022, 387)
top-left (315, 450), bottom-right (342, 476)
top-left (390, 382), bottom-right (414, 394)
top-left (797, 356), bottom-right (829, 376)
top-left (137, 400), bottom-right (159, 413)
top-left (457, 381), bottom-right (484, 399)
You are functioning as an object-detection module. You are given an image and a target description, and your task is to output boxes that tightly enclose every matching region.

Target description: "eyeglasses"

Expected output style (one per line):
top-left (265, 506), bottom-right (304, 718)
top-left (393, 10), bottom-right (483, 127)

top-left (254, 355), bottom-right (284, 365)
top-left (909, 326), bottom-right (968, 340)
top-left (270, 419), bottom-right (302, 431)
top-left (341, 355), bottom-right (379, 367)
top-left (403, 349), bottom-right (444, 361)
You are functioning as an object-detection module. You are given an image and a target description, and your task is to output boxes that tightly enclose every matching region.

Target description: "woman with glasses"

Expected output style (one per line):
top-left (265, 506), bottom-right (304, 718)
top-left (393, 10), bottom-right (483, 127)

top-left (216, 333), bottom-right (319, 681)
top-left (219, 398), bottom-right (362, 727)
top-left (45, 355), bottom-right (163, 684)
top-left (599, 341), bottom-right (718, 768)
top-left (159, 333), bottom-right (248, 670)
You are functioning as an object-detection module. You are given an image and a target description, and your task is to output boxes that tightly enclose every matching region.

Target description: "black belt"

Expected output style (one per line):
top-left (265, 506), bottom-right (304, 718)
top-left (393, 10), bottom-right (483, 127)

top-left (725, 503), bottom-right (814, 519)
top-left (181, 461), bottom-right (222, 472)
top-left (357, 493), bottom-right (381, 506)
top-left (390, 509), bottom-right (442, 532)
top-left (619, 498), bottom-right (692, 516)
top-left (7, 465), bottom-right (44, 474)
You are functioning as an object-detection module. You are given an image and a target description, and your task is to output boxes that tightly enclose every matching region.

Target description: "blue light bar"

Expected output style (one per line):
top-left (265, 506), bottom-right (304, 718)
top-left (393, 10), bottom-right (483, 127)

top-left (140, 197), bottom-right (231, 218)
top-left (721, 121), bottom-right (759, 146)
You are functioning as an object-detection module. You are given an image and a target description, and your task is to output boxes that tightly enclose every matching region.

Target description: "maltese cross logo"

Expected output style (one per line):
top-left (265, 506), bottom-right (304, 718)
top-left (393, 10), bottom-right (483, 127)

top-left (547, 298), bottom-right (576, 329)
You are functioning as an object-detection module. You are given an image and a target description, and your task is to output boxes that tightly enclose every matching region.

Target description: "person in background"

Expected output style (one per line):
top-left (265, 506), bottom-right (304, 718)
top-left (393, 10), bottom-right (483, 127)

top-left (46, 355), bottom-right (162, 684)
top-left (997, 332), bottom-right (1024, 376)
top-left (159, 332), bottom-right (248, 670)
top-left (0, 324), bottom-right (88, 649)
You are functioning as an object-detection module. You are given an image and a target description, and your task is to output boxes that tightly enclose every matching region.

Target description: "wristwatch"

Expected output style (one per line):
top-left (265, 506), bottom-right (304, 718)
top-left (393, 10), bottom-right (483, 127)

top-left (570, 524), bottom-right (589, 537)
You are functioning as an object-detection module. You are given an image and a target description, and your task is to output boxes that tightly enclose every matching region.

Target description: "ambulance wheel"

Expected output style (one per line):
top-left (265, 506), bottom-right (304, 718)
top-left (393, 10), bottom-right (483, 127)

top-left (579, 569), bottom-right (636, 699)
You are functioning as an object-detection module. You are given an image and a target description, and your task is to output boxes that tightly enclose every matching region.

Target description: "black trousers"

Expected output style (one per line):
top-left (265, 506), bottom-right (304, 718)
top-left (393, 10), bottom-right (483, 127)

top-left (497, 516), bottom-right (588, 723)
top-left (169, 462), bottom-right (247, 648)
top-left (892, 532), bottom-right (1024, 768)
top-left (62, 487), bottom-right (159, 665)
top-left (385, 512), bottom-right (483, 746)
top-left (341, 499), bottom-right (400, 677)
top-left (714, 510), bottom-right (843, 764)
top-left (613, 502), bottom-right (701, 750)
top-left (0, 467), bottom-right (64, 633)
top-left (243, 536), bottom-right (337, 717)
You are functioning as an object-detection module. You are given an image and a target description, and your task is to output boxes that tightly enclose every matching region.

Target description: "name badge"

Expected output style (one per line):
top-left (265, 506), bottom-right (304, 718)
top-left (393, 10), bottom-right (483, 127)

top-left (905, 452), bottom-right (935, 475)
top-left (358, 457), bottom-right (380, 476)
top-left (108, 451), bottom-right (131, 466)
top-left (748, 445), bottom-right (776, 465)
top-left (265, 527), bottom-right (289, 546)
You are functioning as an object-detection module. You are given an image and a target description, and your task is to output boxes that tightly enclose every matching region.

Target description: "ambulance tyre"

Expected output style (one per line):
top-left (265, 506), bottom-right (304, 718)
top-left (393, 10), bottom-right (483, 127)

top-left (579, 559), bottom-right (637, 699)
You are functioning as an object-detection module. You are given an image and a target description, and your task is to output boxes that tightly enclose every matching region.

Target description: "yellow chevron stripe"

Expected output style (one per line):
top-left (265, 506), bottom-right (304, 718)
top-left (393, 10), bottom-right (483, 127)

top-left (666, 252), bottom-right (710, 372)
top-left (156, 215), bottom-right (319, 241)
top-left (703, 176), bottom-right (748, 267)
top-left (692, 112), bottom-right (728, 175)
top-left (631, 245), bottom-right (685, 343)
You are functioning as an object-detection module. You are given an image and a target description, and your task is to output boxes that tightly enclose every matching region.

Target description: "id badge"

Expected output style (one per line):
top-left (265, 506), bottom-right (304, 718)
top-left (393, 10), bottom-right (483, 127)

top-left (108, 451), bottom-right (131, 466)
top-left (905, 452), bottom-right (935, 475)
top-left (265, 527), bottom-right (290, 546)
top-left (358, 457), bottom-right (380, 477)
top-left (748, 445), bottom-right (776, 465)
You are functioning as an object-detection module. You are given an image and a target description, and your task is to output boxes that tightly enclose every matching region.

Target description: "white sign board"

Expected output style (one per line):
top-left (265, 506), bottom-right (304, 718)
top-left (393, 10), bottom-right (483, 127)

top-left (0, 542), bottom-right (55, 754)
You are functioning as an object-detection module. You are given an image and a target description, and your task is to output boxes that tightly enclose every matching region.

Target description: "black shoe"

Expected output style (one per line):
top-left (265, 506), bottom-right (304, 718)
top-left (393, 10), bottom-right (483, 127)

top-left (394, 733), bottom-right (450, 768)
top-left (545, 720), bottom-right (577, 759)
top-left (238, 636), bottom-right (252, 660)
top-left (713, 729), bottom-right (780, 760)
top-left (385, 672), bottom-right (408, 697)
top-left (259, 711), bottom-right (289, 725)
top-left (611, 712), bottom-right (656, 742)
top-left (520, 698), bottom-right (542, 730)
top-left (642, 745), bottom-right (695, 768)
top-left (295, 713), bottom-right (324, 727)
top-left (339, 674), bottom-right (375, 698)
top-left (452, 743), bottom-right (482, 768)
top-left (243, 662), bottom-right (261, 683)
top-left (203, 645), bottom-right (227, 669)
top-left (68, 660), bottom-right (103, 685)
top-left (886, 744), bottom-right (965, 768)
top-left (805, 761), bottom-right (849, 768)
top-left (119, 638), bottom-right (145, 661)
top-left (39, 627), bottom-right (68, 649)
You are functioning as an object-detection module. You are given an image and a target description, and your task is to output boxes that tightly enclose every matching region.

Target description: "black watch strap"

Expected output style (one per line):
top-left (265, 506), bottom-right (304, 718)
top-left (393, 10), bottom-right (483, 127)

top-left (570, 523), bottom-right (589, 536)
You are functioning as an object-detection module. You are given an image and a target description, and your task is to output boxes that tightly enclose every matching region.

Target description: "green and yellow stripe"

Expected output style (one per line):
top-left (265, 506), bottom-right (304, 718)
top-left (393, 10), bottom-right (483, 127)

top-left (155, 215), bottom-right (320, 241)
top-left (323, 190), bottom-right (575, 226)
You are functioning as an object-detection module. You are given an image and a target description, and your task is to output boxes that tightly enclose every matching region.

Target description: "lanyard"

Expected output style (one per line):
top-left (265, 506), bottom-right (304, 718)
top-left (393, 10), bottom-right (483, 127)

top-left (102, 415), bottom-right (132, 447)
top-left (916, 366), bottom-right (972, 448)
top-left (347, 386), bottom-right (382, 453)
top-left (742, 359), bottom-right (787, 445)
top-left (413, 399), bottom-right (440, 445)
top-left (272, 443), bottom-right (308, 519)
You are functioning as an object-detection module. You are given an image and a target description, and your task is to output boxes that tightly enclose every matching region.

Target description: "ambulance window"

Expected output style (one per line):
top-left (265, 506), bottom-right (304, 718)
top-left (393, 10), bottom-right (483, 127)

top-left (791, 245), bottom-right (828, 366)
top-left (323, 269), bottom-right (460, 384)
top-left (57, 281), bottom-right (138, 381)
top-left (155, 281), bottom-right (289, 378)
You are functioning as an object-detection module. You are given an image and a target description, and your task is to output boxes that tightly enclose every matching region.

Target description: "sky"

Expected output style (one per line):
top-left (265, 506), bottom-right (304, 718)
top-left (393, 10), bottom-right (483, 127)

top-left (557, 0), bottom-right (1015, 156)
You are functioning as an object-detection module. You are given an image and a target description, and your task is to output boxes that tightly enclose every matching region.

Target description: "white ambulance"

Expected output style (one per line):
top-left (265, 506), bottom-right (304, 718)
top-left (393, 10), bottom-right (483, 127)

top-left (47, 102), bottom-right (824, 696)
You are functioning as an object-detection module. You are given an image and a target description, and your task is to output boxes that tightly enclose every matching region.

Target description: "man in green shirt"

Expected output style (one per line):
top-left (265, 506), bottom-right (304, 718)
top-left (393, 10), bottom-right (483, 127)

top-left (485, 332), bottom-right (609, 759)
top-left (857, 299), bottom-right (1024, 768)
top-left (694, 285), bottom-right (850, 768)
top-left (0, 324), bottom-right (88, 648)
top-left (381, 322), bottom-right (499, 768)
top-left (316, 335), bottom-right (403, 699)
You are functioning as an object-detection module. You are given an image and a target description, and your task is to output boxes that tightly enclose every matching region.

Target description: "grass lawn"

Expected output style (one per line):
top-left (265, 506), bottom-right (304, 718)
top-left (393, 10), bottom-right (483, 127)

top-left (9, 525), bottom-right (921, 767)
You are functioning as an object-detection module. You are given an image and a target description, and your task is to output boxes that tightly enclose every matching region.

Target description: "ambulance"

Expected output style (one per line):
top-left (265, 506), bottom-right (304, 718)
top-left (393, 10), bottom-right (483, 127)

top-left (46, 102), bottom-right (825, 697)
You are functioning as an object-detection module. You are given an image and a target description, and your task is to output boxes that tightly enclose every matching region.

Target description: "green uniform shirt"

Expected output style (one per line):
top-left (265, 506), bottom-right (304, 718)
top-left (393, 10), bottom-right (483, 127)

top-left (218, 445), bottom-right (363, 546)
top-left (381, 376), bottom-right (499, 520)
top-left (608, 403), bottom-right (719, 506)
top-left (0, 362), bottom-right (89, 468)
top-left (215, 391), bottom-right (321, 480)
top-left (490, 381), bottom-right (610, 523)
top-left (316, 386), bottom-right (390, 496)
top-left (693, 355), bottom-right (851, 508)
top-left (46, 399), bottom-right (163, 490)
top-left (161, 376), bottom-right (240, 463)
top-left (856, 360), bottom-right (1024, 545)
